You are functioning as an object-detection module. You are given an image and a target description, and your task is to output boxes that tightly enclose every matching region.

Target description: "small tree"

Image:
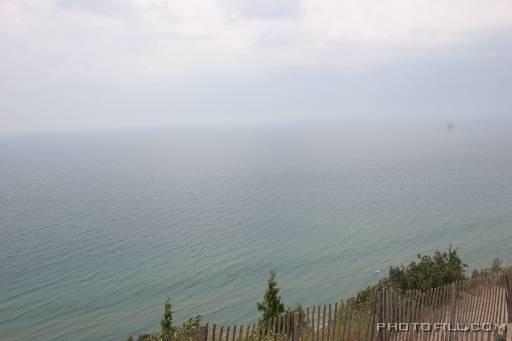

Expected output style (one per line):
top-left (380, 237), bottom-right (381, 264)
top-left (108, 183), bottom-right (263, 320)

top-left (160, 300), bottom-right (175, 333)
top-left (257, 270), bottom-right (285, 321)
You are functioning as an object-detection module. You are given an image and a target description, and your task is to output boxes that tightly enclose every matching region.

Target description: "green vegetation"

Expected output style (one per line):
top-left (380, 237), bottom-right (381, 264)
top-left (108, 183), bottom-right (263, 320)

top-left (355, 247), bottom-right (467, 306)
top-left (129, 247), bottom-right (509, 340)
top-left (129, 299), bottom-right (202, 341)
top-left (388, 247), bottom-right (467, 291)
top-left (471, 257), bottom-right (511, 278)
top-left (160, 300), bottom-right (174, 333)
top-left (257, 270), bottom-right (285, 321)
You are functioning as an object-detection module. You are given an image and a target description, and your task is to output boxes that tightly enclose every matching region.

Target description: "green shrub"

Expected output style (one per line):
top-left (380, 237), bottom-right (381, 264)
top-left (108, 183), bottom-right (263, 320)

top-left (388, 247), bottom-right (466, 292)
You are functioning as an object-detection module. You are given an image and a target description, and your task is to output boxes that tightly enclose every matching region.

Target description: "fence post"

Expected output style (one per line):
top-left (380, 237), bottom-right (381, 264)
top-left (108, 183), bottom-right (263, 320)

top-left (293, 311), bottom-right (299, 341)
top-left (376, 288), bottom-right (384, 341)
top-left (506, 273), bottom-right (512, 341)
top-left (447, 282), bottom-right (457, 341)
top-left (368, 288), bottom-right (378, 341)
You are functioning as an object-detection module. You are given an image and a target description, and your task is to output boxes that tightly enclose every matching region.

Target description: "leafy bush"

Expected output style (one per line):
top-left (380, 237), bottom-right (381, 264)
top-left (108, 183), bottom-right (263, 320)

top-left (355, 247), bottom-right (467, 313)
top-left (388, 247), bottom-right (467, 292)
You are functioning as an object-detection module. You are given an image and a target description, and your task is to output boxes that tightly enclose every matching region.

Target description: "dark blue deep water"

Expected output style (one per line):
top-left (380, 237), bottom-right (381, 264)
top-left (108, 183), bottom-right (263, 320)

top-left (1, 122), bottom-right (511, 340)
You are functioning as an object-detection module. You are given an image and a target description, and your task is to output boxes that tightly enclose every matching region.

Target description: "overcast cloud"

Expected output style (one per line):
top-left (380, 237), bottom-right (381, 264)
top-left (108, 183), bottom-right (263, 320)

top-left (1, 0), bottom-right (511, 133)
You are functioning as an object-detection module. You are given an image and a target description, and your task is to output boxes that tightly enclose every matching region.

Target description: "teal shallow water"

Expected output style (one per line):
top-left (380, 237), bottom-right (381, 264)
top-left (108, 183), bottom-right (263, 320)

top-left (1, 123), bottom-right (511, 340)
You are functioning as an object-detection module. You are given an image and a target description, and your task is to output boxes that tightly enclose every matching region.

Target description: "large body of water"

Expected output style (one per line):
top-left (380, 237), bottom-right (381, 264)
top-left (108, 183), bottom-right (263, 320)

top-left (1, 122), bottom-right (511, 340)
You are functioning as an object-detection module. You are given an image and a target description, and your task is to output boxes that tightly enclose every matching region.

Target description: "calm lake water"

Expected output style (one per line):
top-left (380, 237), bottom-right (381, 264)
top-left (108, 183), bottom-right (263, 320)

top-left (1, 122), bottom-right (511, 340)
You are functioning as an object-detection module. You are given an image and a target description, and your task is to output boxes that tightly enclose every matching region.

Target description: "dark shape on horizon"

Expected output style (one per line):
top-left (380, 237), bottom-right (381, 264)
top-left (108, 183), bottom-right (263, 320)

top-left (446, 121), bottom-right (455, 132)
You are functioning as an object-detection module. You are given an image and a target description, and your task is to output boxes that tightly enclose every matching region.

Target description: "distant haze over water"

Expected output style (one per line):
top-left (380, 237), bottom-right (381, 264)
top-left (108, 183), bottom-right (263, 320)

top-left (1, 121), bottom-right (511, 340)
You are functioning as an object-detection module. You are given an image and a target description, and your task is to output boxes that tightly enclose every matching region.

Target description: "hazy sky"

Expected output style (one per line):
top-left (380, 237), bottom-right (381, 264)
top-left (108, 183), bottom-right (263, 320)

top-left (1, 0), bottom-right (511, 134)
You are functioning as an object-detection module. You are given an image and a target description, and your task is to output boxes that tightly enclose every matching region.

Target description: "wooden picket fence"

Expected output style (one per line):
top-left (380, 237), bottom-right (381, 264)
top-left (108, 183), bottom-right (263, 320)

top-left (376, 272), bottom-right (511, 341)
top-left (138, 272), bottom-right (512, 341)
top-left (202, 298), bottom-right (376, 341)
